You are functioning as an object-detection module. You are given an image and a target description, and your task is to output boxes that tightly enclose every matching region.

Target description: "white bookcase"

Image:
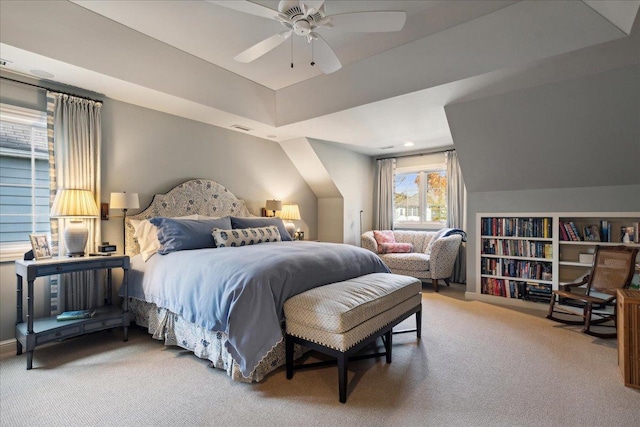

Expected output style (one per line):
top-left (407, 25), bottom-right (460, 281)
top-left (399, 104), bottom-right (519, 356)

top-left (470, 212), bottom-right (640, 310)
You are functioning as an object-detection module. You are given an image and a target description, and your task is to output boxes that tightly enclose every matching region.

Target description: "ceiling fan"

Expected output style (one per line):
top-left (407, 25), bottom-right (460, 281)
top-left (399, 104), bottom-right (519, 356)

top-left (208, 0), bottom-right (406, 74)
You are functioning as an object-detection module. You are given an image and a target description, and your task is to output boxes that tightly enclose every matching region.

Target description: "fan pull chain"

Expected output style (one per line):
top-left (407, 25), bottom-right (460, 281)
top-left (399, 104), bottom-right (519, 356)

top-left (291, 36), bottom-right (294, 69)
top-left (311, 40), bottom-right (315, 67)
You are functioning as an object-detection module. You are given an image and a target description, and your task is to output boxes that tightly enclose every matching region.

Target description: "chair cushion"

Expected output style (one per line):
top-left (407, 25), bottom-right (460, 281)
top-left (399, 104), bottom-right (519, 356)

top-left (380, 252), bottom-right (430, 272)
top-left (378, 242), bottom-right (413, 254)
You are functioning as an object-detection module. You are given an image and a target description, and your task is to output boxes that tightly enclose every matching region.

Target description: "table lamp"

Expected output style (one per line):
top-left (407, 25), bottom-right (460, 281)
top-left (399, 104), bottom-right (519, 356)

top-left (265, 199), bottom-right (282, 217)
top-left (50, 189), bottom-right (100, 256)
top-left (110, 192), bottom-right (140, 249)
top-left (278, 204), bottom-right (301, 238)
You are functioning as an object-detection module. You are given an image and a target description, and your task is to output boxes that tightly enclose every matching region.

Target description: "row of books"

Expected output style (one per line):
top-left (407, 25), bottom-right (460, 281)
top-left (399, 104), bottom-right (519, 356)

top-left (560, 220), bottom-right (639, 243)
top-left (481, 217), bottom-right (552, 238)
top-left (482, 238), bottom-right (552, 259)
top-left (480, 258), bottom-right (553, 281)
top-left (481, 278), bottom-right (552, 302)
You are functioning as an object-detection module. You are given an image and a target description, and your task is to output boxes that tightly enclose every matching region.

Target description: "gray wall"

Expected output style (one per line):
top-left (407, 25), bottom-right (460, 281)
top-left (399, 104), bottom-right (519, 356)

top-left (446, 65), bottom-right (640, 192)
top-left (0, 77), bottom-right (317, 343)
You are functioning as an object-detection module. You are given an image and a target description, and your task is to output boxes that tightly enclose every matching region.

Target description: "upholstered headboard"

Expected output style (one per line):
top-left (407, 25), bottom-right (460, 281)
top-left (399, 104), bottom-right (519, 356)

top-left (124, 179), bottom-right (253, 256)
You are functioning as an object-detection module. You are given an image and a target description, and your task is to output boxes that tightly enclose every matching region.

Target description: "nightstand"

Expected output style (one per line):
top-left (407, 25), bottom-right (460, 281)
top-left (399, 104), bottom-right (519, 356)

top-left (15, 255), bottom-right (130, 370)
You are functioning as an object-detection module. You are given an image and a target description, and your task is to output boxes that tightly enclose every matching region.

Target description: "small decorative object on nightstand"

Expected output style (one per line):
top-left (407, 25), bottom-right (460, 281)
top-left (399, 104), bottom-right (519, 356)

top-left (279, 204), bottom-right (301, 238)
top-left (50, 189), bottom-right (100, 257)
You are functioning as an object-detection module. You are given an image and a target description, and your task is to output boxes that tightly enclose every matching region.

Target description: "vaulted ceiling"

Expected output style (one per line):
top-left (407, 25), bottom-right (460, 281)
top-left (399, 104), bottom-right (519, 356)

top-left (1, 0), bottom-right (639, 155)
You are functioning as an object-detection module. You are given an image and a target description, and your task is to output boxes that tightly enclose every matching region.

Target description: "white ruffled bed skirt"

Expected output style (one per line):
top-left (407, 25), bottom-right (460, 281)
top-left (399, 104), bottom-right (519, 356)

top-left (128, 297), bottom-right (304, 382)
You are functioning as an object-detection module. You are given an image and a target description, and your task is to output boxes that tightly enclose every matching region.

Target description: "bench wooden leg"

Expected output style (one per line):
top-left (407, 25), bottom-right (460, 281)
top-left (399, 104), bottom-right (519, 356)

top-left (385, 330), bottom-right (392, 363)
top-left (285, 335), bottom-right (294, 380)
top-left (416, 309), bottom-right (422, 339)
top-left (432, 279), bottom-right (439, 292)
top-left (338, 353), bottom-right (348, 404)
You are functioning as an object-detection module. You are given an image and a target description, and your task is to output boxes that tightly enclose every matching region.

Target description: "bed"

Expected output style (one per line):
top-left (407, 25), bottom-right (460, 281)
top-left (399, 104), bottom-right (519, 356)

top-left (122, 179), bottom-right (390, 382)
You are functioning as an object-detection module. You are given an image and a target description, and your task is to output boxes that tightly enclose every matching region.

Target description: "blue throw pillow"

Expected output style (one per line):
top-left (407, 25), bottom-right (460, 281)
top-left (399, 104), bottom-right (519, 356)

top-left (149, 216), bottom-right (232, 254)
top-left (230, 216), bottom-right (292, 241)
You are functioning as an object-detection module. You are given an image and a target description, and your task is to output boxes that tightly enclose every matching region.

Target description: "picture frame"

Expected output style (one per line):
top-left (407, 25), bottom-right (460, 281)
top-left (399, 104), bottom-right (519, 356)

top-left (29, 234), bottom-right (52, 260)
top-left (583, 225), bottom-right (600, 242)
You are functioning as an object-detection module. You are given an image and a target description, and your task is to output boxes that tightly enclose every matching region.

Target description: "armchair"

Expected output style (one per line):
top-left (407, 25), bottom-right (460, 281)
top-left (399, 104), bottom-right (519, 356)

top-left (547, 245), bottom-right (638, 338)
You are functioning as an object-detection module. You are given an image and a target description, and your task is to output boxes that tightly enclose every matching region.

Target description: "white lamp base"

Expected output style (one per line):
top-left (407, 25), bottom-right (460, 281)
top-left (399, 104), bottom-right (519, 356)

top-left (64, 220), bottom-right (88, 256)
top-left (284, 222), bottom-right (296, 238)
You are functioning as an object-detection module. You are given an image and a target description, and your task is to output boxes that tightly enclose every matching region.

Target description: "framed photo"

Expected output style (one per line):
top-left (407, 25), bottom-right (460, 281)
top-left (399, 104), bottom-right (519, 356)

top-left (29, 234), bottom-right (52, 260)
top-left (583, 225), bottom-right (600, 242)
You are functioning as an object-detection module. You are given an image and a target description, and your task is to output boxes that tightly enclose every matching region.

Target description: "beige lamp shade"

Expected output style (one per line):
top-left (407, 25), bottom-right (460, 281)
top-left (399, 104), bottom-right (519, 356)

top-left (279, 204), bottom-right (301, 221)
top-left (278, 204), bottom-right (301, 237)
top-left (109, 192), bottom-right (140, 210)
top-left (265, 199), bottom-right (282, 212)
top-left (49, 189), bottom-right (99, 256)
top-left (50, 189), bottom-right (100, 218)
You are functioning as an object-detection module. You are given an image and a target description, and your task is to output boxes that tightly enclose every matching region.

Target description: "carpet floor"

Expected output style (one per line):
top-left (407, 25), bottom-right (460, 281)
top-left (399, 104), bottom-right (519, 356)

top-left (1, 283), bottom-right (638, 426)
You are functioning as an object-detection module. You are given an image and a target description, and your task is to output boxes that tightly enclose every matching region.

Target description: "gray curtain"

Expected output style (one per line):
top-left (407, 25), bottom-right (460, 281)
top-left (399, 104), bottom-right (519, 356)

top-left (47, 92), bottom-right (103, 311)
top-left (373, 158), bottom-right (396, 230)
top-left (446, 150), bottom-right (467, 283)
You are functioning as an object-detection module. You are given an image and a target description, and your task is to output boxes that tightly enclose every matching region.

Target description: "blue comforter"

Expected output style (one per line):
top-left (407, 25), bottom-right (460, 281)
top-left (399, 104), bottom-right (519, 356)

top-left (127, 241), bottom-right (390, 377)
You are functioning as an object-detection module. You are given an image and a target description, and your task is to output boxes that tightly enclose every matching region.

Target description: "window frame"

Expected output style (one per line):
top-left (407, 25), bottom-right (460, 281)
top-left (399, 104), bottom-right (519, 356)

top-left (0, 104), bottom-right (49, 261)
top-left (394, 164), bottom-right (448, 230)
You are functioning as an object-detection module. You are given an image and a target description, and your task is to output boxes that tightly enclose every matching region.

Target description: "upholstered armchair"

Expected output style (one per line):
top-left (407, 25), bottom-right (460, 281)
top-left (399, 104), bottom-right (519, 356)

top-left (361, 229), bottom-right (464, 292)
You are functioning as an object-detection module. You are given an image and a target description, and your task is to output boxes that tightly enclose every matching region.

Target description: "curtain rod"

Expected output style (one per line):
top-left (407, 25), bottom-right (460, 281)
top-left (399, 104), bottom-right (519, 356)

top-left (375, 147), bottom-right (454, 161)
top-left (0, 75), bottom-right (102, 104)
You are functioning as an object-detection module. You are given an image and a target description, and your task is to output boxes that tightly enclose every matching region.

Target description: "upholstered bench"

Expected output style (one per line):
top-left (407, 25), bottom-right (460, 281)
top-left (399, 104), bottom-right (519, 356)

top-left (284, 273), bottom-right (422, 403)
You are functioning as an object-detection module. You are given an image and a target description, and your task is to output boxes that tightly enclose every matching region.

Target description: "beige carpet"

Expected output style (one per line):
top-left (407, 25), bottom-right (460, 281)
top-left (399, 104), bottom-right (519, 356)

top-left (1, 284), bottom-right (638, 427)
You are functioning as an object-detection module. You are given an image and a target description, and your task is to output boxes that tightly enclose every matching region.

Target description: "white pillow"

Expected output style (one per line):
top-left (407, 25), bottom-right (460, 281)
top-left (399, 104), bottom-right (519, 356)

top-left (131, 215), bottom-right (198, 261)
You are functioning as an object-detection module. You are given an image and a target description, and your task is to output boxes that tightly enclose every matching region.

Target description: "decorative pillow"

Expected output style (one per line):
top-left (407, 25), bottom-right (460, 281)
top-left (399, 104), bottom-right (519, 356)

top-left (373, 230), bottom-right (396, 252)
top-left (131, 215), bottom-right (199, 261)
top-left (230, 216), bottom-right (292, 241)
top-left (425, 228), bottom-right (449, 254)
top-left (378, 242), bottom-right (413, 254)
top-left (212, 226), bottom-right (281, 247)
top-left (149, 216), bottom-right (232, 255)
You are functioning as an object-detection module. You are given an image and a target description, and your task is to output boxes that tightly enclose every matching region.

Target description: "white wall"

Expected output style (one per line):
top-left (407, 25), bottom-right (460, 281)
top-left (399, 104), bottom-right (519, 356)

top-left (309, 139), bottom-right (375, 246)
top-left (0, 76), bottom-right (317, 343)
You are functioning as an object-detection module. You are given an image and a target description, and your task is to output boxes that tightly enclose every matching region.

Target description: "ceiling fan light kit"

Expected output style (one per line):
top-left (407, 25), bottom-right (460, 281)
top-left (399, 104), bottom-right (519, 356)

top-left (210, 0), bottom-right (406, 74)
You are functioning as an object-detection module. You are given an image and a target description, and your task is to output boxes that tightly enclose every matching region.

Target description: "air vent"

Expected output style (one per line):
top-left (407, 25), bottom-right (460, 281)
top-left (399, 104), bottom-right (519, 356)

top-left (230, 124), bottom-right (253, 132)
top-left (379, 145), bottom-right (395, 150)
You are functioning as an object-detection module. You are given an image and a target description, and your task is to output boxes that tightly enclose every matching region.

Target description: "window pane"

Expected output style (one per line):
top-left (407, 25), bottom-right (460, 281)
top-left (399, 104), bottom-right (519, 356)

top-left (0, 104), bottom-right (49, 245)
top-left (426, 171), bottom-right (447, 223)
top-left (394, 172), bottom-right (420, 222)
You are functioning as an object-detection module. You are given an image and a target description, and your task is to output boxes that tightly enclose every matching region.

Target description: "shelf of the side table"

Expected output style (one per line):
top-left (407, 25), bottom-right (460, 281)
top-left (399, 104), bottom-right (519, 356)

top-left (15, 306), bottom-right (128, 348)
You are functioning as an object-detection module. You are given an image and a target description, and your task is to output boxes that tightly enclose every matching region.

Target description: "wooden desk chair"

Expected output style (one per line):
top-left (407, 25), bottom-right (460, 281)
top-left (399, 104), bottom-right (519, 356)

top-left (547, 245), bottom-right (638, 338)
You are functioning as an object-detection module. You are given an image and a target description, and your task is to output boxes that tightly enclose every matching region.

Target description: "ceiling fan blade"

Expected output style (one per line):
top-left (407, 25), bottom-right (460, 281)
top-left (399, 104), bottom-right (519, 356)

top-left (328, 11), bottom-right (406, 32)
top-left (313, 34), bottom-right (341, 74)
top-left (300, 0), bottom-right (325, 14)
top-left (207, 1), bottom-right (280, 21)
top-left (234, 31), bottom-right (292, 63)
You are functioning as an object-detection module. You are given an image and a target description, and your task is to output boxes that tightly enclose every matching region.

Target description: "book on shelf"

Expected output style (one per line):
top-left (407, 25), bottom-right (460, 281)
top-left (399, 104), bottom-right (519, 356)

top-left (56, 309), bottom-right (96, 321)
top-left (600, 220), bottom-right (611, 242)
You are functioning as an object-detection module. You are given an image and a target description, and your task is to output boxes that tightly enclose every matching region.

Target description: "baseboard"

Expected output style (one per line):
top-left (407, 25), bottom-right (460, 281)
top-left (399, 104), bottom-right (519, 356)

top-left (0, 338), bottom-right (16, 355)
top-left (465, 291), bottom-right (548, 311)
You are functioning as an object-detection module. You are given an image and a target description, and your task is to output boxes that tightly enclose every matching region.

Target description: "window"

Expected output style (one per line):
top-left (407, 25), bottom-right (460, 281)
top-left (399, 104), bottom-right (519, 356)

top-left (0, 104), bottom-right (50, 257)
top-left (394, 166), bottom-right (447, 228)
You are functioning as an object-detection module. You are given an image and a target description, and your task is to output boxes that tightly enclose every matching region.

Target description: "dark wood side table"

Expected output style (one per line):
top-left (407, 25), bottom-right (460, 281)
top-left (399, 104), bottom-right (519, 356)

top-left (15, 255), bottom-right (130, 370)
top-left (618, 288), bottom-right (640, 389)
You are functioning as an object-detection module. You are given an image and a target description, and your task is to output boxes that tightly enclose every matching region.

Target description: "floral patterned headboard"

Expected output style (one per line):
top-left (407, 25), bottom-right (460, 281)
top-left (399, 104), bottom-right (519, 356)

top-left (124, 179), bottom-right (253, 256)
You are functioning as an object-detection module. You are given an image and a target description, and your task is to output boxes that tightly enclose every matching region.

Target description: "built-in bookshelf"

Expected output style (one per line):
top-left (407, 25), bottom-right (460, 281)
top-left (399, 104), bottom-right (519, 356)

top-left (478, 216), bottom-right (554, 305)
top-left (471, 212), bottom-right (640, 310)
top-left (557, 214), bottom-right (640, 284)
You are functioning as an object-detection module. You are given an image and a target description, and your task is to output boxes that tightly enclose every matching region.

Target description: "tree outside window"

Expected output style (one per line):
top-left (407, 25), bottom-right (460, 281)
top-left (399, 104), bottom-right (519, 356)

top-left (394, 168), bottom-right (447, 227)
